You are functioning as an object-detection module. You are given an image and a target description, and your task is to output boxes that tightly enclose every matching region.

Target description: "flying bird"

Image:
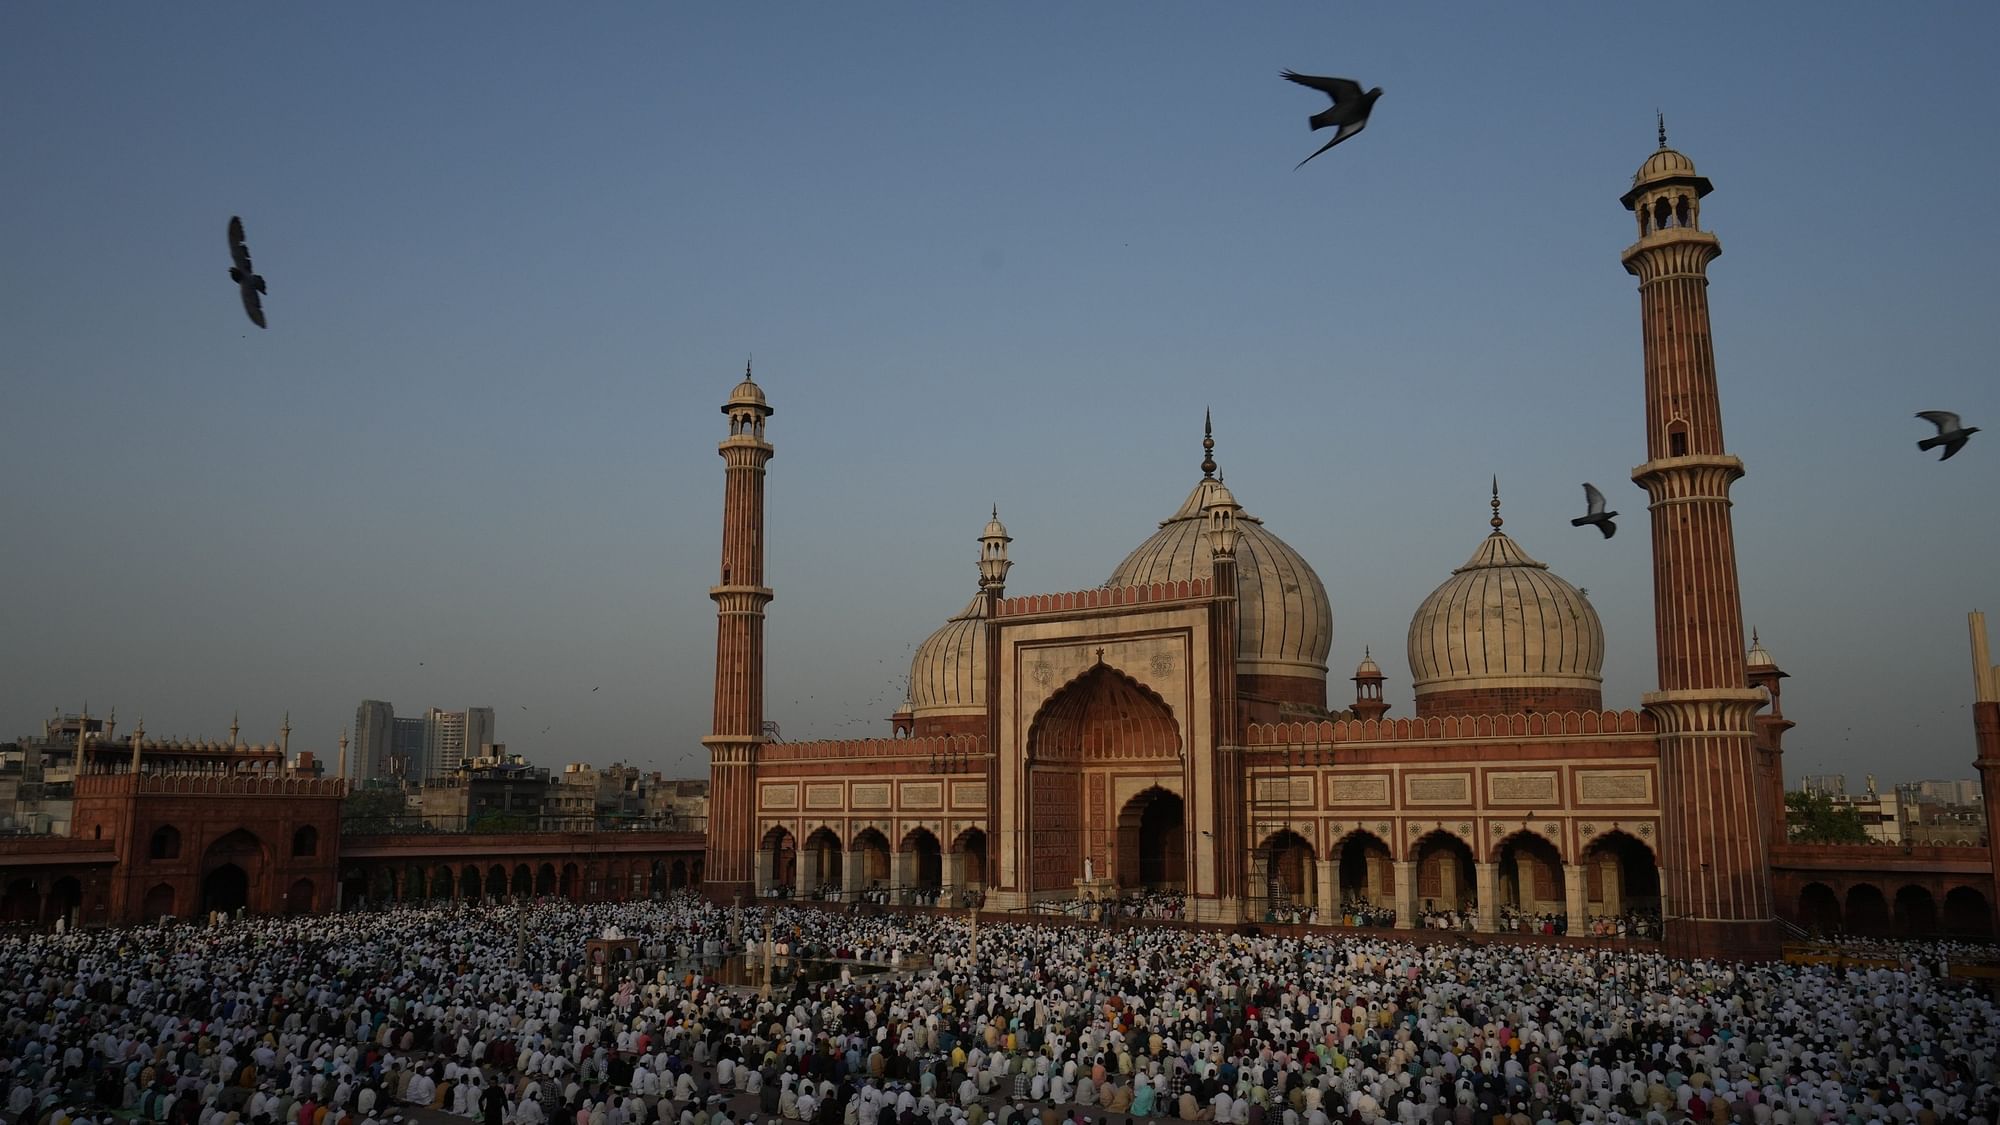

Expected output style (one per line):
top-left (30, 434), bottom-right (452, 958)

top-left (1280, 70), bottom-right (1383, 169)
top-left (1570, 483), bottom-right (1617, 539)
top-left (227, 216), bottom-right (268, 328)
top-left (1916, 411), bottom-right (1980, 461)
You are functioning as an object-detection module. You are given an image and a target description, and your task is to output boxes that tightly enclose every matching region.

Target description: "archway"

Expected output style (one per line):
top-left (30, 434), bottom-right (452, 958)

top-left (1943, 887), bottom-right (1993, 938)
top-left (647, 860), bottom-right (665, 896)
top-left (1027, 664), bottom-right (1182, 895)
top-left (1798, 882), bottom-right (1841, 934)
top-left (1335, 831), bottom-right (1393, 917)
top-left (142, 883), bottom-right (177, 921)
top-left (1117, 788), bottom-right (1186, 891)
top-left (559, 863), bottom-right (580, 900)
top-left (433, 865), bottom-right (455, 901)
top-left (851, 829), bottom-right (892, 892)
top-left (1846, 884), bottom-right (1890, 938)
top-left (291, 826), bottom-right (319, 857)
top-left (669, 859), bottom-right (689, 889)
top-left (801, 828), bottom-right (842, 895)
top-left (47, 877), bottom-right (82, 929)
top-left (0, 879), bottom-right (38, 924)
top-left (286, 879), bottom-right (315, 914)
top-left (1581, 831), bottom-right (1661, 920)
top-left (1894, 885), bottom-right (1939, 937)
top-left (402, 866), bottom-right (426, 902)
top-left (1258, 830), bottom-right (1315, 912)
top-left (535, 863), bottom-right (557, 896)
top-left (899, 828), bottom-right (943, 900)
top-left (952, 828), bottom-right (988, 896)
top-left (485, 864), bottom-right (506, 899)
top-left (760, 826), bottom-right (799, 894)
top-left (340, 869), bottom-right (368, 910)
top-left (1412, 831), bottom-right (1474, 915)
top-left (149, 825), bottom-right (183, 860)
top-left (461, 865), bottom-right (482, 900)
top-left (201, 829), bottom-right (265, 915)
top-left (1496, 832), bottom-right (1566, 922)
top-left (370, 867), bottom-right (397, 903)
top-left (202, 865), bottom-right (250, 915)
top-left (513, 865), bottom-right (533, 898)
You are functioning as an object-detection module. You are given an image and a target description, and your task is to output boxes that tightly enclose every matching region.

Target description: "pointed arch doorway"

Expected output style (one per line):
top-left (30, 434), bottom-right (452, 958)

top-left (1024, 662), bottom-right (1182, 897)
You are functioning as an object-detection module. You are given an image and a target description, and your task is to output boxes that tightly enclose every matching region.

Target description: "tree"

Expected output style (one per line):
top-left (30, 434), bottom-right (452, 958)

top-left (1786, 790), bottom-right (1870, 844)
top-left (341, 786), bottom-right (409, 832)
top-left (471, 812), bottom-right (536, 834)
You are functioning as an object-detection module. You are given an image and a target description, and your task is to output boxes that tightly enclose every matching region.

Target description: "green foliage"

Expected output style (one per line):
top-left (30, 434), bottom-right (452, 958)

top-left (342, 786), bottom-right (407, 823)
top-left (1786, 789), bottom-right (1870, 844)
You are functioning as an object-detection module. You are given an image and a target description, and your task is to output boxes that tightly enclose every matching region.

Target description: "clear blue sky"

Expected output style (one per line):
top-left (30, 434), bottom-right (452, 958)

top-left (3, 4), bottom-right (1995, 784)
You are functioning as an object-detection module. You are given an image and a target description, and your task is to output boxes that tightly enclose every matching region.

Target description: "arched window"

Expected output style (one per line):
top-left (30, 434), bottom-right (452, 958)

top-left (291, 825), bottom-right (319, 857)
top-left (149, 825), bottom-right (182, 860)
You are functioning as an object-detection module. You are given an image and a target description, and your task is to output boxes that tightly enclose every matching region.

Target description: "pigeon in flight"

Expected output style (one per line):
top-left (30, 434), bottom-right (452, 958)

top-left (1570, 483), bottom-right (1617, 538)
top-left (1280, 70), bottom-right (1383, 169)
top-left (227, 216), bottom-right (267, 328)
top-left (1916, 411), bottom-right (1979, 461)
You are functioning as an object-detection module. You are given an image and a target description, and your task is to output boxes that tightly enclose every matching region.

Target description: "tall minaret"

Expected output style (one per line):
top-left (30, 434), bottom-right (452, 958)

top-left (703, 362), bottom-right (775, 900)
top-left (1969, 612), bottom-right (2000, 932)
top-left (1622, 121), bottom-right (1776, 959)
top-left (1201, 413), bottom-right (1245, 915)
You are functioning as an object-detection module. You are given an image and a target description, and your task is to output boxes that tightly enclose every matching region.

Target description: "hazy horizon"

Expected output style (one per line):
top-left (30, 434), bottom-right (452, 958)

top-left (4, 5), bottom-right (1996, 786)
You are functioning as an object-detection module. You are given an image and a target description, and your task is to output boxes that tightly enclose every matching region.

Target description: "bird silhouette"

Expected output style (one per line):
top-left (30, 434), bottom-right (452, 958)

top-left (1916, 411), bottom-right (1980, 461)
top-left (1280, 71), bottom-right (1383, 169)
top-left (1570, 483), bottom-right (1617, 538)
top-left (227, 216), bottom-right (267, 328)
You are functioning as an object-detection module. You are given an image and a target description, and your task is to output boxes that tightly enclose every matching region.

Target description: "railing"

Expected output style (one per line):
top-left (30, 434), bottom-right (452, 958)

top-left (342, 813), bottom-right (708, 837)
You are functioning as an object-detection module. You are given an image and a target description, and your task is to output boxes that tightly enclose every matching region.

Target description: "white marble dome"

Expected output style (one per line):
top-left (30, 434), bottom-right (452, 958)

top-left (1406, 523), bottom-right (1604, 705)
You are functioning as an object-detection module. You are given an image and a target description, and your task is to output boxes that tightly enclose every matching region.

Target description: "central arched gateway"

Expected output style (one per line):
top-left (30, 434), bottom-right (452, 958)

top-left (1025, 663), bottom-right (1182, 896)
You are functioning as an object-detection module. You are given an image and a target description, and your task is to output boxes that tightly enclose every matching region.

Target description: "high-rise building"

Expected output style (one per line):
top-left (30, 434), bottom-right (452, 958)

top-left (423, 707), bottom-right (496, 779)
top-left (352, 700), bottom-right (395, 781)
top-left (391, 717), bottom-right (426, 779)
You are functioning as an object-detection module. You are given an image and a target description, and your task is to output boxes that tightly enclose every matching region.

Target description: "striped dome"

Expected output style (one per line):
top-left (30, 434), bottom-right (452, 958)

top-left (1406, 528), bottom-right (1604, 703)
top-left (908, 595), bottom-right (989, 719)
top-left (1105, 476), bottom-right (1332, 684)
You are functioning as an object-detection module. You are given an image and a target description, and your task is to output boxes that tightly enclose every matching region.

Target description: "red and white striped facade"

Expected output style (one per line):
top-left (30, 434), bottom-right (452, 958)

top-left (1622, 143), bottom-right (1779, 958)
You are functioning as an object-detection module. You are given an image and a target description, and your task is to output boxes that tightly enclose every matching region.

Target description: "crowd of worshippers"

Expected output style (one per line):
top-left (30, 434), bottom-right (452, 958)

top-left (2, 891), bottom-right (1997, 1125)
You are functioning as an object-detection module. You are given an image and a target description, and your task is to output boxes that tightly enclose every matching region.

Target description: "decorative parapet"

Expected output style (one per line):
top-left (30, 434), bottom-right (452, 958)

top-left (1243, 708), bottom-right (1654, 746)
top-left (72, 773), bottom-right (348, 798)
top-left (994, 579), bottom-right (1212, 619)
top-left (757, 735), bottom-right (987, 763)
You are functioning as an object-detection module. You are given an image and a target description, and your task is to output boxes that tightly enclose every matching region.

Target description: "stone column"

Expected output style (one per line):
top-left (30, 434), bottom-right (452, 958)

top-left (941, 852), bottom-right (963, 906)
top-left (1601, 859), bottom-right (1624, 914)
top-left (1247, 851), bottom-right (1271, 920)
top-left (793, 849), bottom-right (812, 898)
top-left (1393, 861), bottom-right (1417, 929)
top-left (1565, 863), bottom-right (1589, 929)
top-left (1316, 857), bottom-right (1338, 922)
top-left (890, 849), bottom-right (911, 901)
top-left (755, 848), bottom-right (775, 895)
top-left (1474, 862), bottom-right (1499, 933)
top-left (844, 848), bottom-right (866, 898)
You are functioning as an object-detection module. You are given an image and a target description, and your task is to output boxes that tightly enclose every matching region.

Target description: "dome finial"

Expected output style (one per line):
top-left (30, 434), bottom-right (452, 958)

top-left (1489, 476), bottom-right (1504, 532)
top-left (1201, 408), bottom-right (1217, 479)
top-left (1751, 626), bottom-right (1760, 648)
top-left (745, 355), bottom-right (753, 380)
top-left (1657, 111), bottom-right (1667, 150)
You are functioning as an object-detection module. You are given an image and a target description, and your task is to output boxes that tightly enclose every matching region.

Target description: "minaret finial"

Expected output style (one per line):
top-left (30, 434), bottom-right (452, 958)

top-left (1200, 409), bottom-right (1217, 479)
top-left (1751, 626), bottom-right (1760, 647)
top-left (1657, 110), bottom-right (1667, 150)
top-left (1364, 645), bottom-right (1371, 660)
top-left (992, 502), bottom-right (998, 520)
top-left (745, 355), bottom-right (753, 379)
top-left (1489, 476), bottom-right (1503, 532)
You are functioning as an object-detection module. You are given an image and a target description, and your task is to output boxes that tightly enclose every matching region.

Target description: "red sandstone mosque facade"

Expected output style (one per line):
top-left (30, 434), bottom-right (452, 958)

top-left (702, 138), bottom-right (1827, 961)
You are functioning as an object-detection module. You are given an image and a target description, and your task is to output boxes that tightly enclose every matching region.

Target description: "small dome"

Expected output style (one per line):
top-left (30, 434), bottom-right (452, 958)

top-left (908, 595), bottom-right (989, 717)
top-left (1354, 649), bottom-right (1382, 678)
top-left (1407, 522), bottom-right (1604, 715)
top-left (983, 511), bottom-right (1009, 541)
top-left (724, 378), bottom-right (768, 410)
top-left (1636, 147), bottom-right (1696, 181)
top-left (1747, 630), bottom-right (1776, 668)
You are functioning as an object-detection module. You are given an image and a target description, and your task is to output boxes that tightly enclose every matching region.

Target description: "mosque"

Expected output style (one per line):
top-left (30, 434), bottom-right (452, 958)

top-left (703, 136), bottom-right (1802, 961)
